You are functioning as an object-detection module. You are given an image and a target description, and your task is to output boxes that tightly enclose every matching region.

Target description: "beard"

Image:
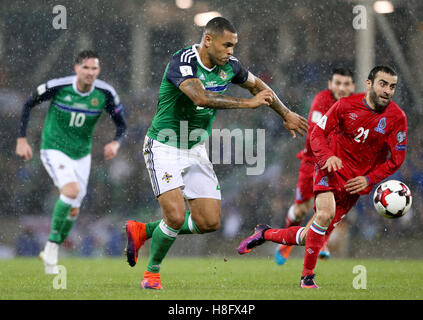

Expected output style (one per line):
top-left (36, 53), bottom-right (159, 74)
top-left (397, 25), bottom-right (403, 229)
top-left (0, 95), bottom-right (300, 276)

top-left (208, 50), bottom-right (227, 66)
top-left (369, 87), bottom-right (390, 112)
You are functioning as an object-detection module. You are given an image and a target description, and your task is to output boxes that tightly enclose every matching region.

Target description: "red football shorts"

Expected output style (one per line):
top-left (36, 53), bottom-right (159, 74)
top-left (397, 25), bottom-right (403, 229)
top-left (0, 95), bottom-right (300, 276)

top-left (294, 158), bottom-right (315, 204)
top-left (313, 166), bottom-right (360, 236)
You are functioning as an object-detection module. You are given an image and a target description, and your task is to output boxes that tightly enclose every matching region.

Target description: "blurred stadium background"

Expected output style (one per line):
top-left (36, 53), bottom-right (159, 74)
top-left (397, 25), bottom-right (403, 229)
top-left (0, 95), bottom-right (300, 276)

top-left (0, 0), bottom-right (422, 260)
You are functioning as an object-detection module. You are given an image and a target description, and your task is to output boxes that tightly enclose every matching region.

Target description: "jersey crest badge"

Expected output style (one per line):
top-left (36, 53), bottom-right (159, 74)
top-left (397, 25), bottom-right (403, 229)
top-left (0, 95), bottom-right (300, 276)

top-left (91, 98), bottom-right (99, 107)
top-left (374, 117), bottom-right (386, 134)
top-left (219, 70), bottom-right (227, 81)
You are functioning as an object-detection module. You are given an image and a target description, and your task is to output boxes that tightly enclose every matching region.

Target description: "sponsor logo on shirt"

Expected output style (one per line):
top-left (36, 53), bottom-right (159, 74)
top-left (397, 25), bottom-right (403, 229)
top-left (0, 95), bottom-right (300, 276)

top-left (73, 102), bottom-right (90, 110)
top-left (206, 80), bottom-right (217, 87)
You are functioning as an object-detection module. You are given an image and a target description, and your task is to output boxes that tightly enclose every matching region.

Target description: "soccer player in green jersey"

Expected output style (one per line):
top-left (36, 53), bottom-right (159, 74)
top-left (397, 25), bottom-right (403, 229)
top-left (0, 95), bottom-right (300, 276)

top-left (16, 50), bottom-right (127, 274)
top-left (125, 17), bottom-right (308, 289)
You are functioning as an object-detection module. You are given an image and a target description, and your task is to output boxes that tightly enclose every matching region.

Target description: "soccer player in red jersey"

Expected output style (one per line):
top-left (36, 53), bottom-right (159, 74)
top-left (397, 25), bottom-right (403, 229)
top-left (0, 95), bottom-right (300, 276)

top-left (275, 68), bottom-right (355, 265)
top-left (239, 66), bottom-right (407, 288)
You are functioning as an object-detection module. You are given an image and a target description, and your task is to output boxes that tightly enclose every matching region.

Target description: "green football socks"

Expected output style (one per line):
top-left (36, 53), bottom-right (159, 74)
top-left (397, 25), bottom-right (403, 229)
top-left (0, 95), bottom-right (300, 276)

top-left (145, 211), bottom-right (202, 239)
top-left (145, 212), bottom-right (203, 273)
top-left (147, 220), bottom-right (179, 273)
top-left (179, 211), bottom-right (202, 234)
top-left (59, 215), bottom-right (78, 243)
top-left (146, 220), bottom-right (161, 238)
top-left (48, 197), bottom-right (72, 243)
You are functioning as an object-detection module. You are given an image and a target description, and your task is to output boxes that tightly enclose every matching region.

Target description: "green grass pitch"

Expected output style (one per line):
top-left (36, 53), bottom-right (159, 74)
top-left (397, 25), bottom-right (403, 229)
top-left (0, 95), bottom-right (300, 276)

top-left (0, 257), bottom-right (422, 300)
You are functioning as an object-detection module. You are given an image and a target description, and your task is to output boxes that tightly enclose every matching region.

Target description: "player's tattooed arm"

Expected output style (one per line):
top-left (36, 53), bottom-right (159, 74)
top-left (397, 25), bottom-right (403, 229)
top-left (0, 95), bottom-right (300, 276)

top-left (179, 78), bottom-right (273, 109)
top-left (240, 72), bottom-right (308, 137)
top-left (239, 72), bottom-right (291, 118)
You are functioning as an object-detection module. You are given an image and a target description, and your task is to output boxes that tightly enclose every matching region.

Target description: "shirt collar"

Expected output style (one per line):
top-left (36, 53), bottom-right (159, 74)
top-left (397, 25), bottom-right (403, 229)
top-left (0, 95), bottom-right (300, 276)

top-left (192, 44), bottom-right (216, 72)
top-left (72, 76), bottom-right (95, 96)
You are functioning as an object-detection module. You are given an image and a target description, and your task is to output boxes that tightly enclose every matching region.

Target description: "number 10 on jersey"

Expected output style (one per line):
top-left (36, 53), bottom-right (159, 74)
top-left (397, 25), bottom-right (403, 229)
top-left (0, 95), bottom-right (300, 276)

top-left (69, 112), bottom-right (85, 127)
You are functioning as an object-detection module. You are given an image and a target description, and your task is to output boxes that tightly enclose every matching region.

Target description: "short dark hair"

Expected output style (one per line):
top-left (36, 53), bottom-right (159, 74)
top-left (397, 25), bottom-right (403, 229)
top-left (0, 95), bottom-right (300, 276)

top-left (75, 50), bottom-right (99, 64)
top-left (330, 68), bottom-right (354, 81)
top-left (367, 65), bottom-right (397, 83)
top-left (204, 17), bottom-right (237, 36)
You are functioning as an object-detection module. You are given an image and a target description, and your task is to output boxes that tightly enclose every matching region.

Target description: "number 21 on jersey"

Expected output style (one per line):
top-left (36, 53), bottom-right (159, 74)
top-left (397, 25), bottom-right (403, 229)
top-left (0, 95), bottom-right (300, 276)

top-left (69, 112), bottom-right (85, 127)
top-left (354, 127), bottom-right (369, 143)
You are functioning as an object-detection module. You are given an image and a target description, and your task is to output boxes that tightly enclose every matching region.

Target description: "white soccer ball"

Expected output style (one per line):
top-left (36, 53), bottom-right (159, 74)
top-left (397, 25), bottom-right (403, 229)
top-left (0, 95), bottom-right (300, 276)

top-left (373, 180), bottom-right (412, 219)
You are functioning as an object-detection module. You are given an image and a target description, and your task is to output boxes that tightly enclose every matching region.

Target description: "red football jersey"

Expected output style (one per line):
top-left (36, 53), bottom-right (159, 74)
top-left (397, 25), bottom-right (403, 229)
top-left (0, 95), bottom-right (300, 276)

top-left (310, 93), bottom-right (407, 193)
top-left (299, 89), bottom-right (337, 161)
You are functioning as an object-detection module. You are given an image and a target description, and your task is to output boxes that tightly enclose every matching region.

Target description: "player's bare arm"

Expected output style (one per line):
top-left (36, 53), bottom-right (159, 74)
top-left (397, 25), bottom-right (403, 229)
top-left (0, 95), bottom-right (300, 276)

top-left (179, 78), bottom-right (273, 109)
top-left (16, 137), bottom-right (33, 161)
top-left (345, 176), bottom-right (369, 194)
top-left (240, 71), bottom-right (308, 138)
top-left (321, 155), bottom-right (343, 172)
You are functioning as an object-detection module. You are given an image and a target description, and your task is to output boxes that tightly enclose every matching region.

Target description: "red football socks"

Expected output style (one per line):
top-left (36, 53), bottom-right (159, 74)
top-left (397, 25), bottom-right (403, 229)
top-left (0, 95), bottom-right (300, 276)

top-left (285, 205), bottom-right (302, 228)
top-left (264, 226), bottom-right (303, 246)
top-left (302, 221), bottom-right (327, 277)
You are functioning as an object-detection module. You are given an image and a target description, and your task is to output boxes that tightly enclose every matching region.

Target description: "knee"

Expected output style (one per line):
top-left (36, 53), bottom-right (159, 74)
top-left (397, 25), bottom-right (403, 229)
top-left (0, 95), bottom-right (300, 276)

top-left (315, 208), bottom-right (335, 227)
top-left (198, 218), bottom-right (220, 233)
top-left (295, 204), bottom-right (308, 219)
top-left (61, 183), bottom-right (80, 199)
top-left (296, 199), bottom-right (314, 217)
top-left (194, 208), bottom-right (221, 233)
top-left (69, 208), bottom-right (80, 218)
top-left (168, 215), bottom-right (186, 229)
top-left (162, 206), bottom-right (186, 230)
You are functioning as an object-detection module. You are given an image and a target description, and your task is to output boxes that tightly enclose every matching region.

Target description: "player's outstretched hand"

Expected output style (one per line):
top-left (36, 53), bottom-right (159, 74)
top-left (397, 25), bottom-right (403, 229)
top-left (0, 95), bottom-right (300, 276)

top-left (248, 89), bottom-right (274, 109)
top-left (345, 176), bottom-right (369, 194)
top-left (321, 156), bottom-right (343, 173)
top-left (104, 140), bottom-right (120, 160)
top-left (16, 138), bottom-right (33, 161)
top-left (283, 111), bottom-right (308, 138)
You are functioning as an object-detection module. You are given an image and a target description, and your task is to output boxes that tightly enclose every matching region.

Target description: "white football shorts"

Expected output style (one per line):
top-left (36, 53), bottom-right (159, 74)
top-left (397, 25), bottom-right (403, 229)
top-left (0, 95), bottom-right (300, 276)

top-left (40, 149), bottom-right (91, 207)
top-left (143, 136), bottom-right (221, 200)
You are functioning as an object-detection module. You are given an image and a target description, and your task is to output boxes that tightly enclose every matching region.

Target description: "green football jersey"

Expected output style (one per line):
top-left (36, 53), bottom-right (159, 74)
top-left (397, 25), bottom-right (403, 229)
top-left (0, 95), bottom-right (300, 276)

top-left (146, 44), bottom-right (248, 149)
top-left (34, 76), bottom-right (122, 159)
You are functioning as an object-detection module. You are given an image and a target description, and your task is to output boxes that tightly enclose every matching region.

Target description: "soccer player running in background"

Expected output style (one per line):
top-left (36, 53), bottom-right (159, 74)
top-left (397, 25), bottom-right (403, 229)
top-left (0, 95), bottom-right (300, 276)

top-left (125, 17), bottom-right (308, 290)
top-left (239, 66), bottom-right (407, 288)
top-left (16, 50), bottom-right (127, 274)
top-left (275, 68), bottom-right (355, 265)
